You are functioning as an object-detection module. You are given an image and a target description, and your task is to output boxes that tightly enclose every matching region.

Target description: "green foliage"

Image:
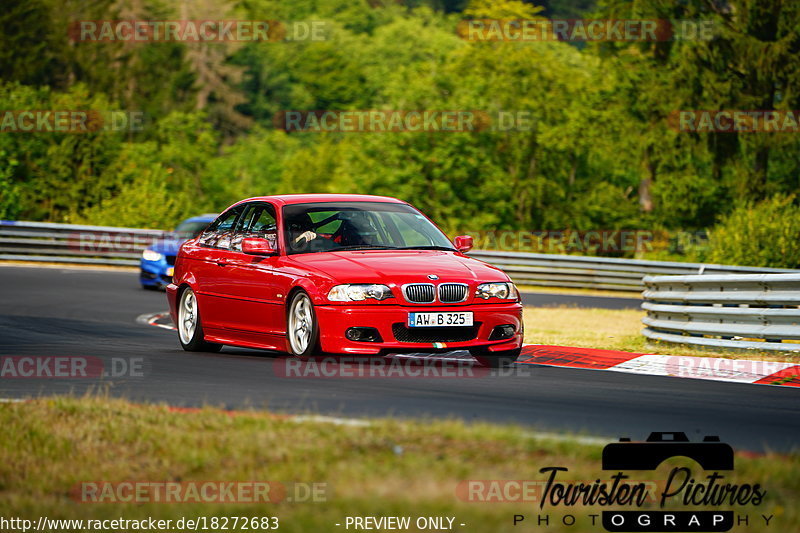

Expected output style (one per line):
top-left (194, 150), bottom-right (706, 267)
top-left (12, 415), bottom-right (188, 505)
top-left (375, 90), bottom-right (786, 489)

top-left (0, 0), bottom-right (798, 267)
top-left (75, 143), bottom-right (196, 229)
top-left (0, 151), bottom-right (20, 220)
top-left (202, 128), bottom-right (302, 206)
top-left (0, 82), bottom-right (126, 221)
top-left (75, 112), bottom-right (218, 228)
top-left (708, 196), bottom-right (800, 268)
top-left (0, 0), bottom-right (67, 87)
top-left (464, 0), bottom-right (544, 18)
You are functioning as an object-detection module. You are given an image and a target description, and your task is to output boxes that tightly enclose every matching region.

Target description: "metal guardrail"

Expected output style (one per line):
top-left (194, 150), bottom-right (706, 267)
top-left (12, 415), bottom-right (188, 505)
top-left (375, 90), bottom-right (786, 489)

top-left (0, 220), bottom-right (164, 267)
top-left (642, 273), bottom-right (800, 352)
top-left (1, 220), bottom-right (797, 292)
top-left (467, 250), bottom-right (795, 291)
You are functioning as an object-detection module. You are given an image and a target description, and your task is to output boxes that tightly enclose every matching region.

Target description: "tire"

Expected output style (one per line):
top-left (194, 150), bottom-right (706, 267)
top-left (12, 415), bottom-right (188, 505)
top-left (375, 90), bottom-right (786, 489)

top-left (141, 283), bottom-right (159, 291)
top-left (177, 286), bottom-right (222, 352)
top-left (286, 291), bottom-right (320, 357)
top-left (471, 347), bottom-right (522, 368)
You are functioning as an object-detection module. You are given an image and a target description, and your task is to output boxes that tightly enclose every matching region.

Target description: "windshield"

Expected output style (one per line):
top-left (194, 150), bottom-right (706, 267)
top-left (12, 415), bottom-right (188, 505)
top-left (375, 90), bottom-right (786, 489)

top-left (174, 220), bottom-right (212, 238)
top-left (282, 202), bottom-right (455, 255)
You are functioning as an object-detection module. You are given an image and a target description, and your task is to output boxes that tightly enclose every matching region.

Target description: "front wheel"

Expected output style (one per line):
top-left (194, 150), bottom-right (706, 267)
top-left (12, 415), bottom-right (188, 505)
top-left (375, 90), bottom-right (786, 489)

top-left (470, 347), bottom-right (521, 368)
top-left (177, 287), bottom-right (222, 352)
top-left (287, 291), bottom-right (320, 357)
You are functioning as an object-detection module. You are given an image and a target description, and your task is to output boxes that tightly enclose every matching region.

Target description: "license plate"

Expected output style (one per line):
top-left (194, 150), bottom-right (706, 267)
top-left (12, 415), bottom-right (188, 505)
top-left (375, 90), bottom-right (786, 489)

top-left (408, 311), bottom-right (473, 327)
top-left (166, 267), bottom-right (174, 277)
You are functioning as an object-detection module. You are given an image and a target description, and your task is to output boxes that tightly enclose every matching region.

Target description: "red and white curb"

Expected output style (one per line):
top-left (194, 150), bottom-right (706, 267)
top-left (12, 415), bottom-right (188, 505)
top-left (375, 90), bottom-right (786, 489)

top-left (135, 312), bottom-right (175, 331)
top-left (137, 312), bottom-right (799, 388)
top-left (518, 345), bottom-right (800, 388)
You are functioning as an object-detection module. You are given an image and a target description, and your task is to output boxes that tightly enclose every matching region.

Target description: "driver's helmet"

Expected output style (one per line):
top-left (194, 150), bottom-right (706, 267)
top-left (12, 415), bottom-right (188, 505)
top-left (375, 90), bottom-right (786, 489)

top-left (287, 212), bottom-right (315, 251)
top-left (288, 212), bottom-right (315, 234)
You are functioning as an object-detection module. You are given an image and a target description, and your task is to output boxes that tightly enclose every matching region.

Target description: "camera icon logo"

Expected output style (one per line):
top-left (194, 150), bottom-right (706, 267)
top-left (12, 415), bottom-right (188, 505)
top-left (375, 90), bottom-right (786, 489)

top-left (602, 432), bottom-right (734, 471)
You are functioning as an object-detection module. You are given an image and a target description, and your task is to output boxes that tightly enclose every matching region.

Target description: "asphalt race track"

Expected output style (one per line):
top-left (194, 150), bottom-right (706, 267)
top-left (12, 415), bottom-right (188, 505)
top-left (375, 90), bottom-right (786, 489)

top-left (1, 265), bottom-right (797, 453)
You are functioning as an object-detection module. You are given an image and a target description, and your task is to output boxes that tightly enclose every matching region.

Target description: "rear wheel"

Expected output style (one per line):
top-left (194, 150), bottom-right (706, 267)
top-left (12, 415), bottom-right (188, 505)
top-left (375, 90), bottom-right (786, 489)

top-left (287, 291), bottom-right (320, 357)
top-left (177, 287), bottom-right (222, 352)
top-left (471, 347), bottom-right (521, 368)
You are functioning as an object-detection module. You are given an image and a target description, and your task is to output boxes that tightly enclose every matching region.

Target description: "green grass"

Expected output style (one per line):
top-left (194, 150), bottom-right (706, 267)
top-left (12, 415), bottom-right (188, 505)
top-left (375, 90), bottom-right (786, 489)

top-left (0, 397), bottom-right (797, 532)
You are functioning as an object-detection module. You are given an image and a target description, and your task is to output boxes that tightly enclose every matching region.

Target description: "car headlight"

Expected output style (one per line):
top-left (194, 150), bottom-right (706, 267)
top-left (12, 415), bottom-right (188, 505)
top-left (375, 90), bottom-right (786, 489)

top-left (141, 249), bottom-right (163, 262)
top-left (328, 284), bottom-right (394, 302)
top-left (475, 282), bottom-right (518, 300)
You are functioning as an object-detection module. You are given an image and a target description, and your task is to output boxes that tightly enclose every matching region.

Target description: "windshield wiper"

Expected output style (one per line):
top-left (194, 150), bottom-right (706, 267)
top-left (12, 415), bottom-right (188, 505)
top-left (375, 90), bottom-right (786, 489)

top-left (395, 245), bottom-right (455, 251)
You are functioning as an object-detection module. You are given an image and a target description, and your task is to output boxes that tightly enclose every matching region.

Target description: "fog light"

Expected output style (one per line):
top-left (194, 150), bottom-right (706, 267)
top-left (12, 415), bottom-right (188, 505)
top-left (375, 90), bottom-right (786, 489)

top-left (489, 324), bottom-right (516, 340)
top-left (345, 327), bottom-right (382, 343)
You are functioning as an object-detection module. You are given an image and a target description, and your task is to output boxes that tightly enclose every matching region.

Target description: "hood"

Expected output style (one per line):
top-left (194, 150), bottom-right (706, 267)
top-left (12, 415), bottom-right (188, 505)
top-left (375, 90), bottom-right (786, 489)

top-left (289, 250), bottom-right (509, 284)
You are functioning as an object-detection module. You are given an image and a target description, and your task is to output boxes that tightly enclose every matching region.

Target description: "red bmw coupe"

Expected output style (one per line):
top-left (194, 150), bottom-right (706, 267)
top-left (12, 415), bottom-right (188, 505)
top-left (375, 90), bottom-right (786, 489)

top-left (166, 194), bottom-right (524, 367)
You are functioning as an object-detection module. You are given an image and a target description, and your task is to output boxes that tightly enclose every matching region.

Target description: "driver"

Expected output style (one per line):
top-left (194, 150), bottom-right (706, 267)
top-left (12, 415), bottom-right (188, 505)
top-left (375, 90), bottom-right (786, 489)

top-left (288, 210), bottom-right (380, 251)
top-left (288, 212), bottom-right (320, 250)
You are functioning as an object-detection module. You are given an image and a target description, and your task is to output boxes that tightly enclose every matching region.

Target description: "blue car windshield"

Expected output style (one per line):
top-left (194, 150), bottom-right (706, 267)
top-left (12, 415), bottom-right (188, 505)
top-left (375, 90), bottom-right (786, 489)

top-left (282, 202), bottom-right (455, 255)
top-left (174, 220), bottom-right (212, 238)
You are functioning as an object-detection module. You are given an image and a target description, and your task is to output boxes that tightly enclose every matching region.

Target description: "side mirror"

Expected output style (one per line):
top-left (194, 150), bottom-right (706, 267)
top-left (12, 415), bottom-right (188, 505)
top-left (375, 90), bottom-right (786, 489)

top-left (241, 237), bottom-right (277, 256)
top-left (453, 235), bottom-right (473, 253)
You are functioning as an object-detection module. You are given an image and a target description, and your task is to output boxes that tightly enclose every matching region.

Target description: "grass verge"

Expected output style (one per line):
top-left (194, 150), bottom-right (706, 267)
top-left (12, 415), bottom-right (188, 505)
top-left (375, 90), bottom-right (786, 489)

top-left (0, 397), bottom-right (797, 532)
top-left (522, 306), bottom-right (800, 363)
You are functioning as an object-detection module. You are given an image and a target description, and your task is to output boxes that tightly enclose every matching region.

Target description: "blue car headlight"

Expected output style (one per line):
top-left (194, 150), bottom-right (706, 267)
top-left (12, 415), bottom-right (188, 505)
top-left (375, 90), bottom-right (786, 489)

top-left (142, 249), bottom-right (164, 262)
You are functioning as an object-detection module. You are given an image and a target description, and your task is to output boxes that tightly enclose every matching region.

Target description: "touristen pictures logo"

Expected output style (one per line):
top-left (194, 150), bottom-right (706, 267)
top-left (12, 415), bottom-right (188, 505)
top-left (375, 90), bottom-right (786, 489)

top-left (459, 432), bottom-right (771, 532)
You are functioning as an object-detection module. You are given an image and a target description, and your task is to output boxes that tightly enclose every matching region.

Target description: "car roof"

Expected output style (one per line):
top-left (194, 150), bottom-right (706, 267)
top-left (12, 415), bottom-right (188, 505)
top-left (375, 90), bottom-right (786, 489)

top-left (231, 194), bottom-right (405, 207)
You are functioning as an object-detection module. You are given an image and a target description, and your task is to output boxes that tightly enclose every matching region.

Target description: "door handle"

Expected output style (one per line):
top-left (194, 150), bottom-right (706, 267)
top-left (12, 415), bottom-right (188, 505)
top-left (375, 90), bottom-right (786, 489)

top-left (216, 261), bottom-right (228, 267)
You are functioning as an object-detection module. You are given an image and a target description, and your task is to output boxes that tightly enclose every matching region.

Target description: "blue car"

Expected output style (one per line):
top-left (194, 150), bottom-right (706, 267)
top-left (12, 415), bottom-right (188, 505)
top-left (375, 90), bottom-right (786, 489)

top-left (140, 214), bottom-right (217, 289)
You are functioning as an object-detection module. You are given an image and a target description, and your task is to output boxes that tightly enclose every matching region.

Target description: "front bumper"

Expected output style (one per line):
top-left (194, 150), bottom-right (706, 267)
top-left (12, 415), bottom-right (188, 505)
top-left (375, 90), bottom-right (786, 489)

top-left (315, 302), bottom-right (523, 355)
top-left (140, 259), bottom-right (174, 287)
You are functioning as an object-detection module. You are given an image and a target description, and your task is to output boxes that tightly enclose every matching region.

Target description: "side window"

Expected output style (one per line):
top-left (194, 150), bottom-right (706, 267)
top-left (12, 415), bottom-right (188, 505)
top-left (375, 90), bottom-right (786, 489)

top-left (230, 204), bottom-right (256, 251)
top-left (233, 203), bottom-right (278, 252)
top-left (198, 207), bottom-right (243, 249)
top-left (250, 207), bottom-right (278, 239)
